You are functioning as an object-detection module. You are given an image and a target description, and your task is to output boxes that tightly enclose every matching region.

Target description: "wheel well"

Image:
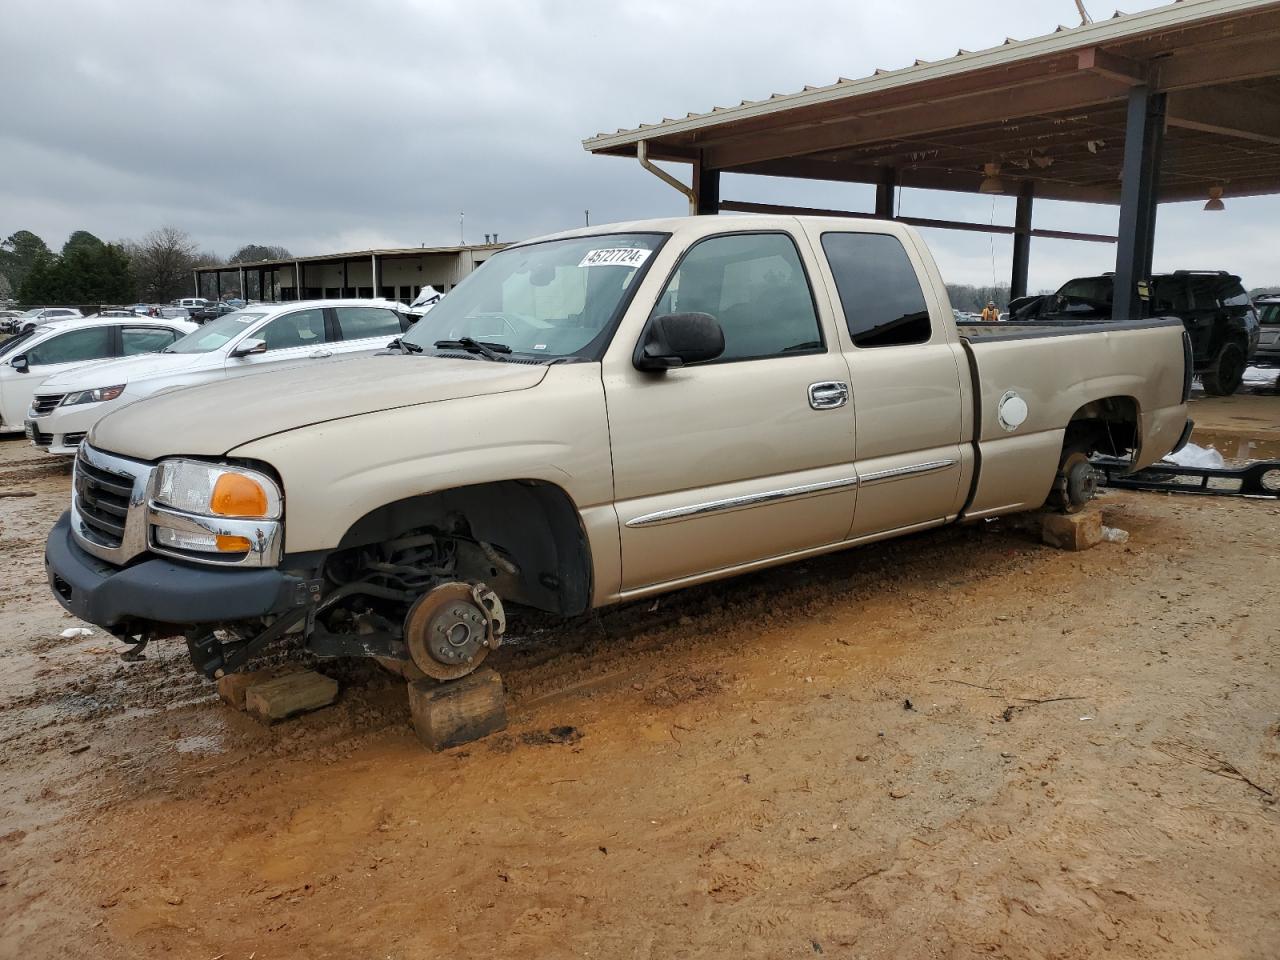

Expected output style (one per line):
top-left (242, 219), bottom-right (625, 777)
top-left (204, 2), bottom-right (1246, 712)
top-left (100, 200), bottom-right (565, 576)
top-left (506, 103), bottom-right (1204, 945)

top-left (336, 480), bottom-right (592, 616)
top-left (1062, 396), bottom-right (1139, 459)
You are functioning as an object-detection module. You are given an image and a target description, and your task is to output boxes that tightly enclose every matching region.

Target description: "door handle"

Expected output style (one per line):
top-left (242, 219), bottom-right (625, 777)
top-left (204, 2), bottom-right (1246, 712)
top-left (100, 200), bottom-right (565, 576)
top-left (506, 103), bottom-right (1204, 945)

top-left (309, 349), bottom-right (334, 359)
top-left (808, 381), bottom-right (849, 410)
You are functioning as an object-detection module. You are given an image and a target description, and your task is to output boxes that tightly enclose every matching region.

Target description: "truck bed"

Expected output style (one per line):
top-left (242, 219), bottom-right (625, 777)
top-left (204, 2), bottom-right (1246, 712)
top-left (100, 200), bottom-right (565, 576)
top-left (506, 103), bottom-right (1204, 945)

top-left (956, 316), bottom-right (1176, 340)
top-left (954, 316), bottom-right (1190, 519)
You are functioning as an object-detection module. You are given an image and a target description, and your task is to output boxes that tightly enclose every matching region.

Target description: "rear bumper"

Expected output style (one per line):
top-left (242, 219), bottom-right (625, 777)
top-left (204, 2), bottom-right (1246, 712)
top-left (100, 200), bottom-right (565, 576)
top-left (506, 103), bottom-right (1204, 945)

top-left (44, 511), bottom-right (306, 630)
top-left (1170, 418), bottom-right (1195, 455)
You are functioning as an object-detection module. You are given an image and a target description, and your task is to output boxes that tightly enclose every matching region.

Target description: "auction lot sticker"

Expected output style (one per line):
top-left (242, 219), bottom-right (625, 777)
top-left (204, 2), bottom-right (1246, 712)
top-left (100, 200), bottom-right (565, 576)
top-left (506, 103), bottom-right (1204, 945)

top-left (578, 248), bottom-right (652, 268)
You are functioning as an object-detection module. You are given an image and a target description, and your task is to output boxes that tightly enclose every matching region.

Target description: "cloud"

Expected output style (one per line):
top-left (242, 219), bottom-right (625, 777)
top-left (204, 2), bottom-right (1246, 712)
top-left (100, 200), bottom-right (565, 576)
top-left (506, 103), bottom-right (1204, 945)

top-left (1, 0), bottom-right (1276, 287)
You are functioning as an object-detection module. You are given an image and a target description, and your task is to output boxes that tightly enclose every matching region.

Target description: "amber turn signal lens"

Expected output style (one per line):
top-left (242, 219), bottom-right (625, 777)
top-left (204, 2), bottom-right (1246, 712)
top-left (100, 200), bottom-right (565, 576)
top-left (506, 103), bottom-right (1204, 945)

top-left (215, 534), bottom-right (253, 552)
top-left (210, 473), bottom-right (268, 517)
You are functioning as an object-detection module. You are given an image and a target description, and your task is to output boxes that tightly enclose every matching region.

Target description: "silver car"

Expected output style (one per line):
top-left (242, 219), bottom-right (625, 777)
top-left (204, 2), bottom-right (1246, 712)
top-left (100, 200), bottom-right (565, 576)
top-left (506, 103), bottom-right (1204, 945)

top-left (1256, 296), bottom-right (1280, 367)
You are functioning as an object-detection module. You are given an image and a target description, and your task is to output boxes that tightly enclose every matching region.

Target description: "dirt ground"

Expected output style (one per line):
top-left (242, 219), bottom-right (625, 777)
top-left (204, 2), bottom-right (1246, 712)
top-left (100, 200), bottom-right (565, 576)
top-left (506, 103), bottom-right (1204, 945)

top-left (1, 382), bottom-right (1278, 960)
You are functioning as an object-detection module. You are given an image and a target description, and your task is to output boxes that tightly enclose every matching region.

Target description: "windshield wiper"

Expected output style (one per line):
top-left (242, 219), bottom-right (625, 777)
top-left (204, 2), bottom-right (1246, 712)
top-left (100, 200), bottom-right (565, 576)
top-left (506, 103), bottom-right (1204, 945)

top-left (388, 337), bottom-right (423, 354)
top-left (433, 337), bottom-right (511, 361)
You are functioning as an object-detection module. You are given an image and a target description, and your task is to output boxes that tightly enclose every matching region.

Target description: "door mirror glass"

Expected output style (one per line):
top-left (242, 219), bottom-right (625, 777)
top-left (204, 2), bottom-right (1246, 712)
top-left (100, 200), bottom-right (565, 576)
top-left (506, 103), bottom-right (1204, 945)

top-left (635, 313), bottom-right (725, 371)
top-left (10, 355), bottom-right (28, 373)
top-left (230, 338), bottom-right (267, 358)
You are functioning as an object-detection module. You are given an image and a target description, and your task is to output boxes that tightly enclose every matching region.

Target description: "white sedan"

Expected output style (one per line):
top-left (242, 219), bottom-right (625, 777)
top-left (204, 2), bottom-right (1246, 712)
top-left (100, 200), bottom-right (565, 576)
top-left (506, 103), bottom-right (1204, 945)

top-left (0, 316), bottom-right (196, 439)
top-left (29, 299), bottom-right (413, 455)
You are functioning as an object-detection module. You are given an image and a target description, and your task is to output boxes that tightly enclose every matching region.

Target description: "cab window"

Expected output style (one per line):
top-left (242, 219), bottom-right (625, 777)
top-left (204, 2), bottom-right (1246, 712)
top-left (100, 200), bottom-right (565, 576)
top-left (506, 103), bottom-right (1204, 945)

top-left (26, 326), bottom-right (114, 366)
top-left (652, 232), bottom-right (822, 362)
top-left (821, 232), bottom-right (932, 347)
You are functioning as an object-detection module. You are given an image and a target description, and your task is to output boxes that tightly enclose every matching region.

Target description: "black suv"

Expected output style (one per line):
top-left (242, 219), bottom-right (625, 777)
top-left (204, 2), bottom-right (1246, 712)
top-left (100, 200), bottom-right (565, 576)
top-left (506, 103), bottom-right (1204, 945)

top-left (1016, 271), bottom-right (1261, 395)
top-left (191, 302), bottom-right (239, 324)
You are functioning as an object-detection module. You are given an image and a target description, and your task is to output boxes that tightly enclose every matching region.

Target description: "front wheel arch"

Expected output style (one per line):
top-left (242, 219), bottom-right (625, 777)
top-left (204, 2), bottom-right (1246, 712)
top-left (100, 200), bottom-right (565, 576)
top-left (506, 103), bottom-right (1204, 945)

top-left (333, 479), bottom-right (593, 617)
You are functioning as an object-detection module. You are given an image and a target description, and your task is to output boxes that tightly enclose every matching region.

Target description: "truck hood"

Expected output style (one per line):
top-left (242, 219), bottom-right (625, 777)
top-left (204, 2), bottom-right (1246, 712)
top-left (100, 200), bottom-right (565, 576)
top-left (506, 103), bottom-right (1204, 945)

top-left (37, 351), bottom-right (214, 391)
top-left (89, 354), bottom-right (550, 460)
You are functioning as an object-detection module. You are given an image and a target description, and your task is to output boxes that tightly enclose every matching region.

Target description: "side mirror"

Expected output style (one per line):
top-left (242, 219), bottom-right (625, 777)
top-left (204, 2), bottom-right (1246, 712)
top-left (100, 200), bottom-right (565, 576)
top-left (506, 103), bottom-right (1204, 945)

top-left (11, 355), bottom-right (28, 373)
top-left (634, 312), bottom-right (725, 372)
top-left (230, 338), bottom-right (267, 358)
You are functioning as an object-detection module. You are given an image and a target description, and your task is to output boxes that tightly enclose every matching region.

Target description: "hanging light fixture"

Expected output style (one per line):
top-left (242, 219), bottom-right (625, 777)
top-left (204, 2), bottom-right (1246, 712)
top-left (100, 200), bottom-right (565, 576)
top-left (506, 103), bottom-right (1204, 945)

top-left (979, 162), bottom-right (1005, 194)
top-left (1204, 185), bottom-right (1225, 212)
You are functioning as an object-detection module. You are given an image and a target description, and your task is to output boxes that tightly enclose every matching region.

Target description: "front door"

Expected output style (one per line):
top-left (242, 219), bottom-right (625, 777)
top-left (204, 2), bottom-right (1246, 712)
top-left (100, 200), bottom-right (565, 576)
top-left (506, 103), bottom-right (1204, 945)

top-left (605, 230), bottom-right (857, 592)
top-left (226, 307), bottom-right (333, 374)
top-left (0, 325), bottom-right (116, 430)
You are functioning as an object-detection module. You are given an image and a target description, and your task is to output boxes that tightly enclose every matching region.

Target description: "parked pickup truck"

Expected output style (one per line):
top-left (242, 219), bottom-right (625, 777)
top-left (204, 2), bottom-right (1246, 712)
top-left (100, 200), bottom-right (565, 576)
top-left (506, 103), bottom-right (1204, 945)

top-left (44, 216), bottom-right (1193, 682)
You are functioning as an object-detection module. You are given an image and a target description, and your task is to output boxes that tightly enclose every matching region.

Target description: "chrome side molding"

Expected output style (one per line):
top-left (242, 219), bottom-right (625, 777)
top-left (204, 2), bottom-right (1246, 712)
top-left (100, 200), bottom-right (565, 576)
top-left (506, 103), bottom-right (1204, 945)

top-left (625, 475), bottom-right (860, 528)
top-left (858, 458), bottom-right (958, 486)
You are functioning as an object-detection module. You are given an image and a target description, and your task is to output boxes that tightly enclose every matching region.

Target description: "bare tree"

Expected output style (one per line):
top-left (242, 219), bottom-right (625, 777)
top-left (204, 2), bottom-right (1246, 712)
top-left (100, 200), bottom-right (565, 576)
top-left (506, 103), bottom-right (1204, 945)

top-left (126, 226), bottom-right (214, 302)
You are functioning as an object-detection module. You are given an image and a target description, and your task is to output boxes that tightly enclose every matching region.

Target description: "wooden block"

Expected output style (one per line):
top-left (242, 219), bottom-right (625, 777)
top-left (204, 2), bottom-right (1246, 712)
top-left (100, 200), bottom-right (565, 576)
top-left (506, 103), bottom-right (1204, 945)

top-left (1041, 508), bottom-right (1103, 551)
top-left (244, 670), bottom-right (339, 722)
top-left (216, 669), bottom-right (275, 710)
top-left (408, 668), bottom-right (507, 751)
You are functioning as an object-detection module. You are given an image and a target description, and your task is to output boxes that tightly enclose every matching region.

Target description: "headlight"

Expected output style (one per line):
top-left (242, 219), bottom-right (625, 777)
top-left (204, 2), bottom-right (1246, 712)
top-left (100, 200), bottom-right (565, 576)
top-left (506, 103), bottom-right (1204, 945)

top-left (61, 384), bottom-right (126, 406)
top-left (154, 459), bottom-right (282, 519)
top-left (150, 460), bottom-right (283, 559)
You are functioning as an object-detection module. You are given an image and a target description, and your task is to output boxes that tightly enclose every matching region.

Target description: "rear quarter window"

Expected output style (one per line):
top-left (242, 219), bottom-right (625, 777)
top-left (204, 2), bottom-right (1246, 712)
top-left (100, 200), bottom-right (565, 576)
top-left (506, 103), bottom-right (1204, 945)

top-left (821, 233), bottom-right (932, 347)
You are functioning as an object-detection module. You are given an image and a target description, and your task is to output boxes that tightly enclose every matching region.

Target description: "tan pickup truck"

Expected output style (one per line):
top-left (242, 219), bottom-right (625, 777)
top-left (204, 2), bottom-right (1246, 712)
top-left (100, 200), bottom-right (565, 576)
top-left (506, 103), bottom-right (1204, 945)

top-left (45, 216), bottom-right (1193, 681)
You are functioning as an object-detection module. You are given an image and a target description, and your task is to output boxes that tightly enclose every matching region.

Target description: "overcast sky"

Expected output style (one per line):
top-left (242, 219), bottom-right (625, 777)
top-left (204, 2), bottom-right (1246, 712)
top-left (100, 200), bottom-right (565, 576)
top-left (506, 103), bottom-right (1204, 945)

top-left (3, 0), bottom-right (1277, 291)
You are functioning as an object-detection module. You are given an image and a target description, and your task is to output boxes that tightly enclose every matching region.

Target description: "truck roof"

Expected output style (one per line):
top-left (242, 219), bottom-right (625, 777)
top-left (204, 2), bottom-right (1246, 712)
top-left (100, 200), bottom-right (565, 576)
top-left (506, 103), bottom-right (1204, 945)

top-left (514, 215), bottom-right (922, 249)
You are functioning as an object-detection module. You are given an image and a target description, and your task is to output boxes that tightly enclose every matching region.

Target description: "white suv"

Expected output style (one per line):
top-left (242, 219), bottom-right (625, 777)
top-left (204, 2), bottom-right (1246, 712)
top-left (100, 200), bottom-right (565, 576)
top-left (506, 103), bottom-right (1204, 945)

top-left (13, 307), bottom-right (83, 333)
top-left (30, 300), bottom-right (412, 455)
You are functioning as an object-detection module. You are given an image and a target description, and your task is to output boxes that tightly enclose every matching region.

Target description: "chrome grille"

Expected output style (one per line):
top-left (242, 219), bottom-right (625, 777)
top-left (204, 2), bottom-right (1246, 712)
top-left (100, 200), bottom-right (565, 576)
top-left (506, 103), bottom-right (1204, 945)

top-left (73, 454), bottom-right (133, 548)
top-left (31, 394), bottom-right (64, 416)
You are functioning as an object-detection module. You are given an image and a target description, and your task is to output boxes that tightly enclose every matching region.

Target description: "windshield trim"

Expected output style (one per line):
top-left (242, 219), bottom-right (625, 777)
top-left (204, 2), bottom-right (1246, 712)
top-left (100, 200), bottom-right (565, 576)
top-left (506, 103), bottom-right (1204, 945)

top-left (411, 230), bottom-right (671, 363)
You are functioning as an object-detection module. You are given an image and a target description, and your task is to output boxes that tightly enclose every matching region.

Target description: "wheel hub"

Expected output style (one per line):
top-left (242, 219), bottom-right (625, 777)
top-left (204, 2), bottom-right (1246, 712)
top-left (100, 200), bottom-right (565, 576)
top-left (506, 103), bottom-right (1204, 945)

top-left (1065, 457), bottom-right (1099, 508)
top-left (431, 601), bottom-right (487, 664)
top-left (404, 581), bottom-right (505, 681)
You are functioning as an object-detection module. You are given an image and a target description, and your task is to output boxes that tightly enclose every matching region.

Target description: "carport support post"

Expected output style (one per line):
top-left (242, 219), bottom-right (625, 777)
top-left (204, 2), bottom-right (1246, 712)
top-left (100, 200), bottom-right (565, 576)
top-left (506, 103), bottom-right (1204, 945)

top-left (875, 167), bottom-right (897, 220)
top-left (294, 261), bottom-right (302, 301)
top-left (192, 269), bottom-right (199, 298)
top-left (215, 271), bottom-right (222, 300)
top-left (1113, 84), bottom-right (1165, 324)
top-left (693, 157), bottom-right (720, 215)
top-left (371, 253), bottom-right (380, 298)
top-left (1010, 181), bottom-right (1034, 300)
top-left (238, 266), bottom-right (245, 302)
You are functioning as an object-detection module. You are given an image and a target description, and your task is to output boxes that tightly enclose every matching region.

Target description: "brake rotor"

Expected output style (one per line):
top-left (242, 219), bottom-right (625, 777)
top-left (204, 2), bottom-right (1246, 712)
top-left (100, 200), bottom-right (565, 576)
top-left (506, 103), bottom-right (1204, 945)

top-left (404, 581), bottom-right (504, 681)
top-left (1052, 450), bottom-right (1099, 514)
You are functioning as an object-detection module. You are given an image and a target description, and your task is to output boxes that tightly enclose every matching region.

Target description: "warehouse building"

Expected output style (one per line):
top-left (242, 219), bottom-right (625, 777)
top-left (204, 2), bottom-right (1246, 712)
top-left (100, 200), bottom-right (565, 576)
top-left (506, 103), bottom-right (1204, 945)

top-left (193, 241), bottom-right (505, 304)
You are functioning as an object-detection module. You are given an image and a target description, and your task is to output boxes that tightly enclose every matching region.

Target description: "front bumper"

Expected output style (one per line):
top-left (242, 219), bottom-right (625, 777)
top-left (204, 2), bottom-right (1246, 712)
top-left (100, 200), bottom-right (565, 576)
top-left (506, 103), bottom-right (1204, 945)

top-left (27, 401), bottom-right (110, 453)
top-left (25, 419), bottom-right (86, 454)
top-left (45, 511), bottom-right (307, 631)
top-left (1254, 341), bottom-right (1280, 367)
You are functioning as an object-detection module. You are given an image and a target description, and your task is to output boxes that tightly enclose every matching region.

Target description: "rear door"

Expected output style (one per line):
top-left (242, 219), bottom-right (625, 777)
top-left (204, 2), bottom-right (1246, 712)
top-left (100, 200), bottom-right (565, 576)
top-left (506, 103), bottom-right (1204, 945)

top-left (803, 226), bottom-right (968, 539)
top-left (121, 325), bottom-right (182, 356)
top-left (604, 228), bottom-right (857, 592)
top-left (331, 304), bottom-right (408, 354)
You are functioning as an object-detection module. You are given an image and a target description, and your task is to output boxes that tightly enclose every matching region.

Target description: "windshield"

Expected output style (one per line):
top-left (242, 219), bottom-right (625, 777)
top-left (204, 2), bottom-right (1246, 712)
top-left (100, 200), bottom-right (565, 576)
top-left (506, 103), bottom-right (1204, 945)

top-left (0, 326), bottom-right (44, 359)
top-left (401, 233), bottom-right (665, 359)
top-left (19, 308), bottom-right (44, 318)
top-left (1260, 303), bottom-right (1280, 326)
top-left (165, 311), bottom-right (267, 353)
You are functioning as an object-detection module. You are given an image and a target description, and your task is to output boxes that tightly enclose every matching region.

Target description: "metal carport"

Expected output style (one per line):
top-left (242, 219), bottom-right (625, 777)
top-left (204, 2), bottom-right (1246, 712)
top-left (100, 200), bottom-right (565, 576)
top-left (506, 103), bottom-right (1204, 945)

top-left (583, 0), bottom-right (1280, 321)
